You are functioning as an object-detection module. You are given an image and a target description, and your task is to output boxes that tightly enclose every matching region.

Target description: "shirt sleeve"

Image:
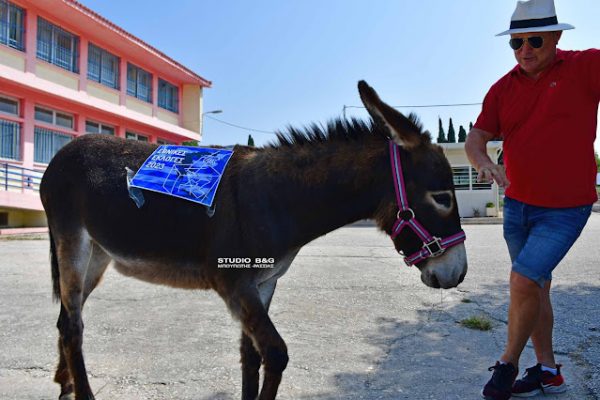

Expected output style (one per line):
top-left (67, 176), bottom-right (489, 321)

top-left (473, 83), bottom-right (501, 137)
top-left (585, 49), bottom-right (600, 101)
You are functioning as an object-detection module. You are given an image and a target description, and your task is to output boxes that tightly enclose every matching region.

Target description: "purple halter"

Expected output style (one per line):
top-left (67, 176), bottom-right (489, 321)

top-left (388, 140), bottom-right (466, 266)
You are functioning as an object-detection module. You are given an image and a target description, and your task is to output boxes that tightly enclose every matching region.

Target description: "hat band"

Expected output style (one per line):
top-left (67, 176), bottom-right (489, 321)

top-left (510, 16), bottom-right (558, 30)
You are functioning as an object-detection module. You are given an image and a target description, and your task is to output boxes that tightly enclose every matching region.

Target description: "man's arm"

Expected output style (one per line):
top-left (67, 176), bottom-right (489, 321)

top-left (465, 128), bottom-right (510, 188)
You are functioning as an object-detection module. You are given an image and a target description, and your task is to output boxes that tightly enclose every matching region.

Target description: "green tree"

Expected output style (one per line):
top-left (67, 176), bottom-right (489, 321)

top-left (447, 118), bottom-right (456, 143)
top-left (436, 117), bottom-right (446, 143)
top-left (182, 140), bottom-right (199, 146)
top-left (595, 151), bottom-right (600, 172)
top-left (458, 125), bottom-right (467, 142)
top-left (469, 122), bottom-right (473, 131)
top-left (247, 134), bottom-right (255, 147)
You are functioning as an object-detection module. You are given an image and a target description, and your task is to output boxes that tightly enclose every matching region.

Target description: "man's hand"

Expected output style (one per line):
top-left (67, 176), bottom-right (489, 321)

top-left (477, 164), bottom-right (510, 188)
top-left (465, 128), bottom-right (510, 189)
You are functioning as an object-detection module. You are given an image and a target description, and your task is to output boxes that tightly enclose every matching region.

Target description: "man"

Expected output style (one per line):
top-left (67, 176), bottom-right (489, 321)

top-left (465, 0), bottom-right (599, 399)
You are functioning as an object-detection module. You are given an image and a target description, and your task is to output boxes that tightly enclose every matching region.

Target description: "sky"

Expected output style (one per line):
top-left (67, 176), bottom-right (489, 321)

top-left (80, 0), bottom-right (600, 153)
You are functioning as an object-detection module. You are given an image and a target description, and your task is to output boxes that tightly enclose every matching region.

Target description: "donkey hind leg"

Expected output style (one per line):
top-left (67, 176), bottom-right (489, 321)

top-left (240, 281), bottom-right (278, 400)
top-left (54, 240), bottom-right (111, 400)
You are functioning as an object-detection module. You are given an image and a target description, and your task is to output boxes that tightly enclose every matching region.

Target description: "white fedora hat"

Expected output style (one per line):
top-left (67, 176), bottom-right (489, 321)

top-left (496, 0), bottom-right (574, 36)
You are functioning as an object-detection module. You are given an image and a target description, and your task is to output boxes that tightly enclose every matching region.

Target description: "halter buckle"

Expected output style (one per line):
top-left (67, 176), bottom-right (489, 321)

top-left (423, 237), bottom-right (444, 258)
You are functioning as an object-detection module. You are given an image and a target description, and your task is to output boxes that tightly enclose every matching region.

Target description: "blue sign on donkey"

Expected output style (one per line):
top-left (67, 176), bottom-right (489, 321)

top-left (130, 145), bottom-right (234, 207)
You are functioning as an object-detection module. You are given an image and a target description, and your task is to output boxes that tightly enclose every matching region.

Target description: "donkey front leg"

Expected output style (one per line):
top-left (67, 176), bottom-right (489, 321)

top-left (222, 284), bottom-right (288, 400)
top-left (240, 332), bottom-right (261, 400)
top-left (240, 281), bottom-right (278, 400)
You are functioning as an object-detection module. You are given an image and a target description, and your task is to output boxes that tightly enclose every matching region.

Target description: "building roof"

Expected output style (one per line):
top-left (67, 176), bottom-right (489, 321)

top-left (25, 0), bottom-right (211, 87)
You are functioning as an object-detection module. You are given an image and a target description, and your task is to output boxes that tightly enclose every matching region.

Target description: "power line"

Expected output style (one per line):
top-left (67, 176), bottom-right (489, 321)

top-left (204, 102), bottom-right (483, 135)
top-left (344, 102), bottom-right (482, 110)
top-left (342, 102), bottom-right (482, 118)
top-left (204, 114), bottom-right (277, 135)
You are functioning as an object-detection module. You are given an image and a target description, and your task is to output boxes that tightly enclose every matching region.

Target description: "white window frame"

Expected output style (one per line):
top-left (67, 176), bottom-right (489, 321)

top-left (85, 120), bottom-right (114, 135)
top-left (34, 106), bottom-right (74, 130)
top-left (125, 131), bottom-right (148, 142)
top-left (157, 138), bottom-right (174, 145)
top-left (0, 94), bottom-right (19, 117)
top-left (452, 165), bottom-right (492, 191)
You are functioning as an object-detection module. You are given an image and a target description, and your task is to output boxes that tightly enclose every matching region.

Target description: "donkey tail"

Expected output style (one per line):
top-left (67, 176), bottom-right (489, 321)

top-left (49, 229), bottom-right (61, 303)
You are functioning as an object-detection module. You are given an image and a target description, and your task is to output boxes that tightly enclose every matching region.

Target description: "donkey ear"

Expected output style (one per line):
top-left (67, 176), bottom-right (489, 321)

top-left (357, 80), bottom-right (422, 149)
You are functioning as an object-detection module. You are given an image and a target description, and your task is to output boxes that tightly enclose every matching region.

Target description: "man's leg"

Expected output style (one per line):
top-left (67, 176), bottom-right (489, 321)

top-left (500, 271), bottom-right (543, 367)
top-left (530, 281), bottom-right (555, 368)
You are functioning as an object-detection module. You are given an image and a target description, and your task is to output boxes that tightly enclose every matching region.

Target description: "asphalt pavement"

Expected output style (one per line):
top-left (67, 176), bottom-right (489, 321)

top-left (1, 214), bottom-right (599, 400)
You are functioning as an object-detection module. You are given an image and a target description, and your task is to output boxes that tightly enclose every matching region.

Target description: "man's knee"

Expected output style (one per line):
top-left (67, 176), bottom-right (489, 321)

top-left (510, 271), bottom-right (542, 294)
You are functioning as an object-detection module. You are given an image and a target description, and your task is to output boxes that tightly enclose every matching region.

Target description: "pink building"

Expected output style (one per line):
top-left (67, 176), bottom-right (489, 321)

top-left (0, 0), bottom-right (211, 230)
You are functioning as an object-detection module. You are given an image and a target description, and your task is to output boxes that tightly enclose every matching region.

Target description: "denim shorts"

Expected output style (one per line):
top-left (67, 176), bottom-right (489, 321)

top-left (503, 196), bottom-right (592, 287)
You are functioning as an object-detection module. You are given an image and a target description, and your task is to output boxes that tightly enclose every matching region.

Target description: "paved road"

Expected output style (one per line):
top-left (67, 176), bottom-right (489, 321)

top-left (1, 215), bottom-right (599, 399)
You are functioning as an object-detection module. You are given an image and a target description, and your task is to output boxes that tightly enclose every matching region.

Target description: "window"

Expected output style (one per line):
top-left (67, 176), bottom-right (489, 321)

top-left (0, 0), bottom-right (24, 51)
top-left (452, 167), bottom-right (470, 191)
top-left (472, 169), bottom-right (493, 190)
top-left (158, 79), bottom-right (179, 113)
top-left (0, 96), bottom-right (18, 116)
top-left (0, 118), bottom-right (20, 160)
top-left (37, 17), bottom-right (79, 73)
top-left (85, 120), bottom-right (114, 135)
top-left (157, 138), bottom-right (174, 145)
top-left (34, 106), bottom-right (73, 129)
top-left (88, 43), bottom-right (119, 89)
top-left (126, 131), bottom-right (148, 142)
top-left (34, 126), bottom-right (71, 163)
top-left (127, 63), bottom-right (152, 103)
top-left (452, 166), bottom-right (492, 191)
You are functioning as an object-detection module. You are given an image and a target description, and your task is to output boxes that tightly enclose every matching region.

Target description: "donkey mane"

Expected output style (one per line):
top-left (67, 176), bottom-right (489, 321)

top-left (270, 113), bottom-right (426, 148)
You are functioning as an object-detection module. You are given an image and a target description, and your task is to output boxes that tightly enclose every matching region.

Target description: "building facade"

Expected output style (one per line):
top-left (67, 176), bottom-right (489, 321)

top-left (0, 0), bottom-right (210, 230)
top-left (440, 142), bottom-right (503, 218)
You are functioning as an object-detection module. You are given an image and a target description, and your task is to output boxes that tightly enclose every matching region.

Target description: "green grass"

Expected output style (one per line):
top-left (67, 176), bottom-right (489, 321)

top-left (460, 316), bottom-right (492, 331)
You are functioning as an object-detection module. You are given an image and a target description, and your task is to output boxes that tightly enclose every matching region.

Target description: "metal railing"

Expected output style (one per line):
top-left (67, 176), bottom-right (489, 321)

top-left (0, 162), bottom-right (44, 192)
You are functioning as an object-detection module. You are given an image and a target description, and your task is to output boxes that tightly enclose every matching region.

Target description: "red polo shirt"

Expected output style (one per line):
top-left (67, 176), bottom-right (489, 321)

top-left (474, 49), bottom-right (600, 207)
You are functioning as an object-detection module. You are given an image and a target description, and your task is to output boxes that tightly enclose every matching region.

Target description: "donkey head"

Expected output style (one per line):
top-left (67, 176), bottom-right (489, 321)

top-left (358, 80), bottom-right (467, 289)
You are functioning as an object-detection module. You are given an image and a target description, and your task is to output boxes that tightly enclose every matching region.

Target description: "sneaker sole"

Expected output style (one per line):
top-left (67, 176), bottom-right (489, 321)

top-left (512, 389), bottom-right (542, 398)
top-left (512, 383), bottom-right (567, 397)
top-left (543, 383), bottom-right (567, 394)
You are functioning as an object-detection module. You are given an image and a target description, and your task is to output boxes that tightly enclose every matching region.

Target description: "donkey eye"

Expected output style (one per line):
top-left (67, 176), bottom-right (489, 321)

top-left (432, 193), bottom-right (452, 208)
top-left (425, 190), bottom-right (454, 216)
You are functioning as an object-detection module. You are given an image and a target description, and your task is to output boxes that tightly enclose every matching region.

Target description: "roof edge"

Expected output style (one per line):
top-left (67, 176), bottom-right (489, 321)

top-left (64, 0), bottom-right (212, 87)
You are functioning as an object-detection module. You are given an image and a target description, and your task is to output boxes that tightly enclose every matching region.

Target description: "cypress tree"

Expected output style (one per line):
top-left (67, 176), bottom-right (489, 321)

top-left (458, 125), bottom-right (467, 142)
top-left (469, 122), bottom-right (474, 131)
top-left (436, 117), bottom-right (446, 143)
top-left (247, 134), bottom-right (255, 147)
top-left (447, 118), bottom-right (456, 143)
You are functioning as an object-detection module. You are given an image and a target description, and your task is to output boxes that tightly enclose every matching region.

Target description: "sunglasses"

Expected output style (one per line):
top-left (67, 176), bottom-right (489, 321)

top-left (509, 36), bottom-right (544, 50)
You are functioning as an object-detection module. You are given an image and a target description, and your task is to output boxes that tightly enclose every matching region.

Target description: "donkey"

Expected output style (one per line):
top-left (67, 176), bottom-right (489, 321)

top-left (40, 81), bottom-right (467, 400)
